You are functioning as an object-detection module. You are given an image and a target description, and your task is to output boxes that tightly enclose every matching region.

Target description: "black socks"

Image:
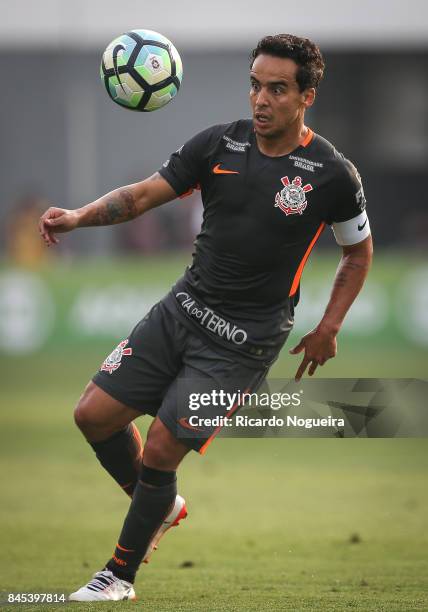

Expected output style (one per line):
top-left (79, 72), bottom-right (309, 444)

top-left (90, 424), bottom-right (143, 497)
top-left (106, 465), bottom-right (177, 583)
top-left (139, 464), bottom-right (176, 487)
top-left (89, 427), bottom-right (178, 583)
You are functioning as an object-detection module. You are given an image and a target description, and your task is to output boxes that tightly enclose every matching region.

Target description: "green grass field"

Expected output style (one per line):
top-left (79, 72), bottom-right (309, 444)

top-left (1, 350), bottom-right (428, 611)
top-left (1, 253), bottom-right (427, 610)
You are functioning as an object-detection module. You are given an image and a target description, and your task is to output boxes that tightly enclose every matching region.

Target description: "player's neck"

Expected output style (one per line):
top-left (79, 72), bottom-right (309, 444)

top-left (255, 123), bottom-right (309, 157)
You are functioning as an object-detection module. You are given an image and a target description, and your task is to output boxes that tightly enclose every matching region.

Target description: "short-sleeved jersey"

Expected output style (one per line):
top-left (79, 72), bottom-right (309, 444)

top-left (159, 119), bottom-right (368, 365)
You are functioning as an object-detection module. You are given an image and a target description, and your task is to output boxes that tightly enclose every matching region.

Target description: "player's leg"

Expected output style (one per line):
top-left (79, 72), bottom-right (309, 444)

top-left (69, 301), bottom-right (190, 601)
top-left (75, 301), bottom-right (187, 498)
top-left (74, 381), bottom-right (144, 497)
top-left (102, 335), bottom-right (269, 588)
top-left (103, 417), bottom-right (190, 584)
top-left (69, 418), bottom-right (190, 601)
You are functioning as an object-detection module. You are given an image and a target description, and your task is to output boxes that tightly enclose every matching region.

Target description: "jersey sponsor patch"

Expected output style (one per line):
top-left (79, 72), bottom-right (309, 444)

top-left (175, 291), bottom-right (248, 346)
top-left (222, 135), bottom-right (251, 153)
top-left (289, 155), bottom-right (324, 173)
top-left (355, 185), bottom-right (366, 211)
top-left (274, 176), bottom-right (313, 216)
top-left (354, 170), bottom-right (366, 211)
top-left (101, 339), bottom-right (133, 374)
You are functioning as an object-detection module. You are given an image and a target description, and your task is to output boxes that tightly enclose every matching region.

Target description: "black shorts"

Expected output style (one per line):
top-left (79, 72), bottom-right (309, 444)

top-left (92, 299), bottom-right (269, 453)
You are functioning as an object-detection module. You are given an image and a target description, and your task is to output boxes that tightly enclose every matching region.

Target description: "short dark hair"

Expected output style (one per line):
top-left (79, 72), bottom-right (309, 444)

top-left (250, 34), bottom-right (325, 92)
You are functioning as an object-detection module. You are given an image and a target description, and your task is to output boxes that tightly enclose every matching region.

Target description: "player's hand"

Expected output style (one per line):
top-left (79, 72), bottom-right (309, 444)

top-left (39, 207), bottom-right (79, 246)
top-left (289, 328), bottom-right (337, 381)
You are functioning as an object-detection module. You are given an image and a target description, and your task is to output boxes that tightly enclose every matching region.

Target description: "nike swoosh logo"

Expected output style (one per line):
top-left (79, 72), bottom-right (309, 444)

top-left (178, 417), bottom-right (204, 432)
top-left (358, 218), bottom-right (368, 231)
top-left (212, 164), bottom-right (239, 175)
top-left (113, 43), bottom-right (127, 93)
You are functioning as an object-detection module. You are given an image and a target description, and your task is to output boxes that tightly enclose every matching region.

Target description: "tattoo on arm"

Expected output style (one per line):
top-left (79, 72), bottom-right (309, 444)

top-left (335, 271), bottom-right (348, 288)
top-left (334, 259), bottom-right (367, 288)
top-left (86, 189), bottom-right (138, 226)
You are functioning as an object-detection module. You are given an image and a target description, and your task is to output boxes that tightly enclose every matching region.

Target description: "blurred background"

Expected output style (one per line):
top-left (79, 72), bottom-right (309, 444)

top-left (1, 2), bottom-right (427, 608)
top-left (0, 0), bottom-right (427, 375)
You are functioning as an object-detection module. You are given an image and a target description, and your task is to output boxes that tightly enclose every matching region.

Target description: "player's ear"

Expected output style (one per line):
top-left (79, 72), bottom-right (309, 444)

top-left (302, 88), bottom-right (316, 108)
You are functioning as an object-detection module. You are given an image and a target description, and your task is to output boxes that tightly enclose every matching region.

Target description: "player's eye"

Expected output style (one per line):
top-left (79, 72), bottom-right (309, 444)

top-left (250, 81), bottom-right (260, 92)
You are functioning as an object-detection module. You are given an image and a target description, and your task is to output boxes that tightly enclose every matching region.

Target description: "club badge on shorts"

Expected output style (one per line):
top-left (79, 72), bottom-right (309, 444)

top-left (275, 175), bottom-right (313, 216)
top-left (101, 339), bottom-right (133, 374)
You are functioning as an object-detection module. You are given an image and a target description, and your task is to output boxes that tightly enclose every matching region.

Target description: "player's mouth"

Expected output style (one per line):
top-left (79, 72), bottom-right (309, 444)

top-left (254, 113), bottom-right (271, 128)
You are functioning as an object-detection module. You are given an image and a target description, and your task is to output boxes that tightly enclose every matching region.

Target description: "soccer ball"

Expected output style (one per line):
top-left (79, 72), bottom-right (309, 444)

top-left (100, 29), bottom-right (183, 112)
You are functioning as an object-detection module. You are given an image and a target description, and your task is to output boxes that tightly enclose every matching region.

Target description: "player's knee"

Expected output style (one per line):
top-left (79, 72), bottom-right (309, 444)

top-left (138, 418), bottom-right (189, 470)
top-left (142, 437), bottom-right (170, 469)
top-left (73, 396), bottom-right (94, 433)
top-left (73, 389), bottom-right (106, 436)
top-left (143, 431), bottom-right (186, 471)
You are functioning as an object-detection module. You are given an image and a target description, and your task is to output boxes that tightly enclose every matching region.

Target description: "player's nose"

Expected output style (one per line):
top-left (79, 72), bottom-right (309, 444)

top-left (255, 87), bottom-right (269, 107)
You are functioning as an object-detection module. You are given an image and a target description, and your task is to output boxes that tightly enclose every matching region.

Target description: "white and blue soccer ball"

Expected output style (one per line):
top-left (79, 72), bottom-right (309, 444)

top-left (100, 29), bottom-right (183, 112)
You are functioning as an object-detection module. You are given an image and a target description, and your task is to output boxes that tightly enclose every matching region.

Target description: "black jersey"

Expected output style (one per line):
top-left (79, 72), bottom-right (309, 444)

top-left (159, 119), bottom-right (366, 365)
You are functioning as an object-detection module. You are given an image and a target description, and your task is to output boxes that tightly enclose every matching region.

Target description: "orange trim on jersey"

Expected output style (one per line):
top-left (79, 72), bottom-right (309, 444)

top-left (301, 128), bottom-right (314, 148)
top-left (179, 183), bottom-right (201, 199)
top-left (289, 222), bottom-right (325, 297)
top-left (199, 387), bottom-right (250, 456)
top-left (179, 188), bottom-right (194, 199)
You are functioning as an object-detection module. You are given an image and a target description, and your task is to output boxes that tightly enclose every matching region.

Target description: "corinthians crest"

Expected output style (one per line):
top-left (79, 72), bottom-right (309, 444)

top-left (275, 175), bottom-right (313, 216)
top-left (101, 338), bottom-right (133, 374)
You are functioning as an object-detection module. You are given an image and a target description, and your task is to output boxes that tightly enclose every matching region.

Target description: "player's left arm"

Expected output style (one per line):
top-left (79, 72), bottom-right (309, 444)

top-left (290, 234), bottom-right (373, 381)
top-left (290, 158), bottom-right (372, 381)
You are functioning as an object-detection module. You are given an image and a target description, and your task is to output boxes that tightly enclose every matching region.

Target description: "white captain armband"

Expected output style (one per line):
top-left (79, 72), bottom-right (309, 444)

top-left (332, 210), bottom-right (371, 246)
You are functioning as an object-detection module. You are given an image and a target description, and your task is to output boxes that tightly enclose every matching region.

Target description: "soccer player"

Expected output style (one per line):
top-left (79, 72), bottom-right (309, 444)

top-left (39, 34), bottom-right (372, 602)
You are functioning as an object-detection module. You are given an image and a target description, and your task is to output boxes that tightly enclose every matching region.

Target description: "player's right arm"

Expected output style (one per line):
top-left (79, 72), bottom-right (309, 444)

top-left (39, 172), bottom-right (176, 246)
